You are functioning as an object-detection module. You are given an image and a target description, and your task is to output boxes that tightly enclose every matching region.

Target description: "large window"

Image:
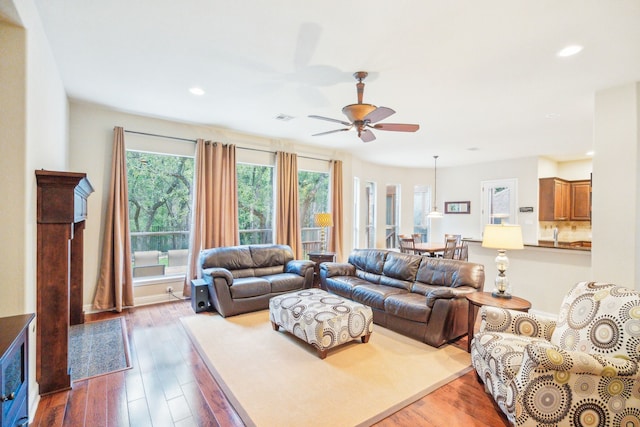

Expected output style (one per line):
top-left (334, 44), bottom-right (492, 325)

top-left (237, 163), bottom-right (274, 244)
top-left (127, 150), bottom-right (194, 280)
top-left (413, 185), bottom-right (430, 242)
top-left (298, 170), bottom-right (329, 255)
top-left (481, 179), bottom-right (518, 226)
top-left (365, 181), bottom-right (376, 248)
top-left (385, 184), bottom-right (400, 248)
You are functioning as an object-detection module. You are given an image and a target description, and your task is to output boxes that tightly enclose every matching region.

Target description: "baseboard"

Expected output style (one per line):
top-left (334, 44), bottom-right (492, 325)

top-left (83, 290), bottom-right (186, 314)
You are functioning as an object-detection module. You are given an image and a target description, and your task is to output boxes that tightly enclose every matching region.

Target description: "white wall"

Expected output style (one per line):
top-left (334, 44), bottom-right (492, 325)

top-left (1, 0), bottom-right (70, 417)
top-left (592, 83), bottom-right (640, 289)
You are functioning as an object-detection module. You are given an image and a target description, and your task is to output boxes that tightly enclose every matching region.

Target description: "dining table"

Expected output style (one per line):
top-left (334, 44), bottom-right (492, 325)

top-left (412, 242), bottom-right (448, 256)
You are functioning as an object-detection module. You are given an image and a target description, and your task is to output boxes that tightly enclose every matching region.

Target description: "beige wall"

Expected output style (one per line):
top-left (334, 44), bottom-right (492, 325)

top-left (1, 0), bottom-right (69, 416)
top-left (592, 83), bottom-right (640, 289)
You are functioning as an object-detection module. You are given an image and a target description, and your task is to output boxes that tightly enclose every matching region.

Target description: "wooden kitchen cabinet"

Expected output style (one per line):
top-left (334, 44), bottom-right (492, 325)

top-left (539, 178), bottom-right (570, 221)
top-left (570, 180), bottom-right (591, 221)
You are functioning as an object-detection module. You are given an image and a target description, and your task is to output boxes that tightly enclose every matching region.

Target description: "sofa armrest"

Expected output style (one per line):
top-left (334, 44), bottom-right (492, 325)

top-left (426, 286), bottom-right (477, 308)
top-left (285, 259), bottom-right (315, 276)
top-left (201, 267), bottom-right (234, 286)
top-left (522, 342), bottom-right (640, 378)
top-left (479, 306), bottom-right (556, 340)
top-left (320, 262), bottom-right (356, 278)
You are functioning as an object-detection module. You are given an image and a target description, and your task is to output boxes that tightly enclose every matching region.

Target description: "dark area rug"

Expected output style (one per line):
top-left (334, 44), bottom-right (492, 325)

top-left (69, 317), bottom-right (131, 381)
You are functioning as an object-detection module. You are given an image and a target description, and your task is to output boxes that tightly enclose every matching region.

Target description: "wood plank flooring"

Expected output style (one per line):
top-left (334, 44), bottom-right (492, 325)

top-left (32, 300), bottom-right (509, 426)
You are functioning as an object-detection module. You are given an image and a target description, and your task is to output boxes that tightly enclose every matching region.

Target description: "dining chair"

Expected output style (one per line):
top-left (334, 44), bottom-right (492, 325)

top-left (444, 234), bottom-right (461, 245)
top-left (456, 240), bottom-right (469, 261)
top-left (442, 237), bottom-right (458, 259)
top-left (399, 237), bottom-right (416, 254)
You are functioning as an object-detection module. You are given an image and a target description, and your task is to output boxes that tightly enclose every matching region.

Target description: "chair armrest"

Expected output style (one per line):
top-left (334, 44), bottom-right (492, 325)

top-left (523, 342), bottom-right (640, 378)
top-left (479, 306), bottom-right (556, 340)
top-left (319, 262), bottom-right (356, 278)
top-left (201, 267), bottom-right (234, 286)
top-left (285, 260), bottom-right (315, 276)
top-left (426, 286), bottom-right (476, 308)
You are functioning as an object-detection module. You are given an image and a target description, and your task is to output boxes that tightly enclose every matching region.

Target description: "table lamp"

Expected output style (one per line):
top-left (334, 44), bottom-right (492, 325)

top-left (482, 224), bottom-right (524, 298)
top-left (314, 212), bottom-right (333, 253)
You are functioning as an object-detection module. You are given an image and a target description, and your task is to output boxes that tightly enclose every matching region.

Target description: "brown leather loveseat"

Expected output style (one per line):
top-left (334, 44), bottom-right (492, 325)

top-left (196, 244), bottom-right (314, 317)
top-left (320, 249), bottom-right (485, 347)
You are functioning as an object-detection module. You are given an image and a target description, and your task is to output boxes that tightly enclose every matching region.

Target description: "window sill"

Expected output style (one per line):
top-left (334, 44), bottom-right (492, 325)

top-left (133, 274), bottom-right (185, 287)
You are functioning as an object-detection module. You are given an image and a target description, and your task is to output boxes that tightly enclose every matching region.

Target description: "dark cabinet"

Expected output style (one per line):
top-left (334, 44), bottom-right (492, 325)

top-left (539, 178), bottom-right (570, 221)
top-left (570, 180), bottom-right (591, 221)
top-left (539, 177), bottom-right (591, 222)
top-left (308, 252), bottom-right (336, 289)
top-left (35, 170), bottom-right (93, 395)
top-left (0, 314), bottom-right (34, 427)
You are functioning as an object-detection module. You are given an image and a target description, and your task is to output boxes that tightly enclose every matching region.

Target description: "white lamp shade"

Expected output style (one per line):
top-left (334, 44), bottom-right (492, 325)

top-left (482, 224), bottom-right (524, 250)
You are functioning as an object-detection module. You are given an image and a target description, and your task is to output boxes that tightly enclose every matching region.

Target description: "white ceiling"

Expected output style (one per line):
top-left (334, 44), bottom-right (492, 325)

top-left (34, 1), bottom-right (640, 167)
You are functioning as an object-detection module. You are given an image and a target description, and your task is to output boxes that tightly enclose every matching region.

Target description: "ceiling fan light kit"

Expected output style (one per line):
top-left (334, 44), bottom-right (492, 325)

top-left (309, 71), bottom-right (419, 143)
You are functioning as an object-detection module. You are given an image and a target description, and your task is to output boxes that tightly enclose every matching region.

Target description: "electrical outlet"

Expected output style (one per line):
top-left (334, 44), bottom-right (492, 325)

top-left (166, 286), bottom-right (174, 294)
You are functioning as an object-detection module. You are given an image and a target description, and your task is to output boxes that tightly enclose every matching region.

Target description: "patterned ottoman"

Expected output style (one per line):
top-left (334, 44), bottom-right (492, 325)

top-left (269, 288), bottom-right (374, 359)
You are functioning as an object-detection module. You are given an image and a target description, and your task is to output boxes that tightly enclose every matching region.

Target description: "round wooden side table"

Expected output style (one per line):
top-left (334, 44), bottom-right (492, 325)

top-left (466, 292), bottom-right (532, 352)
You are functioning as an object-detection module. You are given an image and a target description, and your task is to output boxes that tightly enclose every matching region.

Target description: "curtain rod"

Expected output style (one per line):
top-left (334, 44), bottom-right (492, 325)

top-left (123, 129), bottom-right (331, 162)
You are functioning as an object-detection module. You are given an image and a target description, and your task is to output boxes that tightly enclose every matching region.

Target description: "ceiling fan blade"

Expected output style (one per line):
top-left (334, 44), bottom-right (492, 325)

top-left (359, 129), bottom-right (376, 143)
top-left (308, 115), bottom-right (352, 126)
top-left (363, 106), bottom-right (395, 124)
top-left (312, 128), bottom-right (351, 137)
top-left (372, 123), bottom-right (420, 132)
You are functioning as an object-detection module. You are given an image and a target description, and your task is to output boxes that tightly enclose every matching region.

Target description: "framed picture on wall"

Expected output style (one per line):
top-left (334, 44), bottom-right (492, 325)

top-left (445, 201), bottom-right (470, 214)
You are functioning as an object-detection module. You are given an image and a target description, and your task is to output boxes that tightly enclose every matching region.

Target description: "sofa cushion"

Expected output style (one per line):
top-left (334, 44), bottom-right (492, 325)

top-left (324, 276), bottom-right (370, 298)
top-left (263, 273), bottom-right (305, 293)
top-left (249, 244), bottom-right (293, 267)
top-left (201, 245), bottom-right (254, 271)
top-left (352, 284), bottom-right (407, 310)
top-left (550, 281), bottom-right (640, 360)
top-left (384, 293), bottom-right (431, 323)
top-left (229, 277), bottom-right (270, 299)
top-left (254, 265), bottom-right (285, 276)
top-left (382, 252), bottom-right (421, 282)
top-left (414, 257), bottom-right (484, 291)
top-left (348, 249), bottom-right (388, 276)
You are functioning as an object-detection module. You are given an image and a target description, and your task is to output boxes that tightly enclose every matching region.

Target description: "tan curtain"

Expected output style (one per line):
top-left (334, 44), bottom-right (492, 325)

top-left (276, 151), bottom-right (302, 258)
top-left (93, 127), bottom-right (134, 312)
top-left (330, 160), bottom-right (344, 261)
top-left (184, 140), bottom-right (238, 296)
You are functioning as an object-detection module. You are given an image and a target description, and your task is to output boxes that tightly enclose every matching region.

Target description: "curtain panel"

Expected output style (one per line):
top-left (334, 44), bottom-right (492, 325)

top-left (330, 159), bottom-right (344, 261)
top-left (275, 151), bottom-right (302, 259)
top-left (184, 140), bottom-right (238, 296)
top-left (93, 126), bottom-right (134, 311)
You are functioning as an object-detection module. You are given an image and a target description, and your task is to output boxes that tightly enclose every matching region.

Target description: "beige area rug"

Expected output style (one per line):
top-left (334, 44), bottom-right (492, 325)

top-left (181, 310), bottom-right (472, 427)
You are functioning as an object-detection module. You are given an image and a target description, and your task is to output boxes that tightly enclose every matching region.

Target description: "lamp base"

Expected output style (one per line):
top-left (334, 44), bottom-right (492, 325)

top-left (491, 290), bottom-right (512, 299)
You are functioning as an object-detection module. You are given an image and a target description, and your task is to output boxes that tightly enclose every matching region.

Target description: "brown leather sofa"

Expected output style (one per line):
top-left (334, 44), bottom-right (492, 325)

top-left (195, 244), bottom-right (314, 317)
top-left (320, 249), bottom-right (485, 347)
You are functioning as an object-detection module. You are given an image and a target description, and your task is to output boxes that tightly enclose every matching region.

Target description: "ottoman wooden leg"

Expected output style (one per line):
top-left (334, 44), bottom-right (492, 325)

top-left (317, 348), bottom-right (328, 359)
top-left (271, 321), bottom-right (279, 331)
top-left (361, 333), bottom-right (371, 343)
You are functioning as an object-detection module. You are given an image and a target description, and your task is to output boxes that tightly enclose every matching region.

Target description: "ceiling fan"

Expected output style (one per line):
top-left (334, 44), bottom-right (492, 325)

top-left (308, 71), bottom-right (420, 143)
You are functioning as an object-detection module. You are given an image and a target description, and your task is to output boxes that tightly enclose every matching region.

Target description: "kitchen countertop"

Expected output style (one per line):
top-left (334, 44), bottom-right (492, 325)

top-left (464, 239), bottom-right (591, 251)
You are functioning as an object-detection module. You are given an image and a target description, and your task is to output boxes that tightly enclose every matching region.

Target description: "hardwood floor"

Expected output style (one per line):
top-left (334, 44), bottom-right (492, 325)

top-left (32, 300), bottom-right (509, 426)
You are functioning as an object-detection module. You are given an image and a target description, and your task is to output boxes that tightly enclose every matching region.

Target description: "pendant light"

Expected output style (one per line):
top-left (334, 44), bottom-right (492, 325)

top-left (427, 155), bottom-right (443, 219)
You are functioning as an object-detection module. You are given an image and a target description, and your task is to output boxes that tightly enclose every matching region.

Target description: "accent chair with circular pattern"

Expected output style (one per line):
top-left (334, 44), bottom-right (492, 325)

top-left (471, 281), bottom-right (640, 426)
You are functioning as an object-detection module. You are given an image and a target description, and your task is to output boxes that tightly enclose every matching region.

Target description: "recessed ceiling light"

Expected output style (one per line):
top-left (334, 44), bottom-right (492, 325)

top-left (189, 87), bottom-right (205, 96)
top-left (556, 45), bottom-right (583, 57)
top-left (545, 113), bottom-right (559, 119)
top-left (586, 150), bottom-right (594, 156)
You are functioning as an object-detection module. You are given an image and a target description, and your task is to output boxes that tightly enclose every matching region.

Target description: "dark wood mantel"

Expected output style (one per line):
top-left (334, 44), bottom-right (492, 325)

top-left (35, 170), bottom-right (94, 395)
